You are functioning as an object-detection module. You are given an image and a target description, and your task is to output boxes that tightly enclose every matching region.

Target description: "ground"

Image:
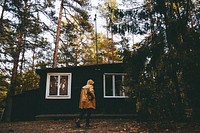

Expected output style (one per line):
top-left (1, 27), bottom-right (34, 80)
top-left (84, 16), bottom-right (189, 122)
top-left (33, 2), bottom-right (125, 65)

top-left (0, 119), bottom-right (200, 133)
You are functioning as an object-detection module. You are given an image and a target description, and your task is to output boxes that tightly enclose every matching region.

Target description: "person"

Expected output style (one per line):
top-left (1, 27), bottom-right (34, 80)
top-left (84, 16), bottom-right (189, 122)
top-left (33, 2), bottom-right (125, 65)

top-left (75, 79), bottom-right (96, 128)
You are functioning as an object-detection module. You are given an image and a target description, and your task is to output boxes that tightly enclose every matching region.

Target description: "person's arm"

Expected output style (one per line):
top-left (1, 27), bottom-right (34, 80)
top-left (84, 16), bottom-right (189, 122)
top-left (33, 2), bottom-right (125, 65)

top-left (80, 89), bottom-right (87, 101)
top-left (87, 86), bottom-right (95, 100)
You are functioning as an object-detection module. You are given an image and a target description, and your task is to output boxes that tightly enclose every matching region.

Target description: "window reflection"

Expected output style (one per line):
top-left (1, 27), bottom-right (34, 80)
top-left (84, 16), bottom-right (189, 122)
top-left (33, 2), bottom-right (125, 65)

top-left (46, 73), bottom-right (72, 99)
top-left (105, 75), bottom-right (112, 96)
top-left (49, 76), bottom-right (58, 95)
top-left (115, 75), bottom-right (123, 96)
top-left (104, 73), bottom-right (128, 98)
top-left (60, 76), bottom-right (68, 95)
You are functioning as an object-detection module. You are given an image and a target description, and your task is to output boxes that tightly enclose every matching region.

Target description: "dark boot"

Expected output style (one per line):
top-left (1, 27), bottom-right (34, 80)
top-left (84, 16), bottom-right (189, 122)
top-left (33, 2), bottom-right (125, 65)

top-left (75, 119), bottom-right (81, 128)
top-left (86, 123), bottom-right (92, 127)
top-left (86, 119), bottom-right (92, 127)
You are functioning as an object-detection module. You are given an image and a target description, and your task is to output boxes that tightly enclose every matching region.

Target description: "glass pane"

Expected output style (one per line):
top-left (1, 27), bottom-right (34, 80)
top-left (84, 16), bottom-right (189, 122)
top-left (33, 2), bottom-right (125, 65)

top-left (123, 75), bottom-right (129, 96)
top-left (105, 75), bottom-right (113, 96)
top-left (59, 76), bottom-right (68, 95)
top-left (49, 76), bottom-right (58, 95)
top-left (115, 75), bottom-right (123, 96)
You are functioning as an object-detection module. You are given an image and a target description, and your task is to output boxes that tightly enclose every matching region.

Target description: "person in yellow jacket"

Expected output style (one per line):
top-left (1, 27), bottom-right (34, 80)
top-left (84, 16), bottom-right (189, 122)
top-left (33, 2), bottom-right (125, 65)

top-left (75, 79), bottom-right (96, 127)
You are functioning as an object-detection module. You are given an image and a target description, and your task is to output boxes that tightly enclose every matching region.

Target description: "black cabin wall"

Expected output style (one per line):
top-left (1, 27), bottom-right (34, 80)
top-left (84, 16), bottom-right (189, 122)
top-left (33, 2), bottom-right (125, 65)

top-left (37, 64), bottom-right (136, 115)
top-left (11, 89), bottom-right (39, 121)
top-left (11, 64), bottom-right (136, 121)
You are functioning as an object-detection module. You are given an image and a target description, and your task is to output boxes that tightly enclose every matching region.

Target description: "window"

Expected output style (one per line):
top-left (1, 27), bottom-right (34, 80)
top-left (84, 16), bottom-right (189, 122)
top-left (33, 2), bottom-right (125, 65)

top-left (103, 73), bottom-right (128, 98)
top-left (46, 73), bottom-right (72, 99)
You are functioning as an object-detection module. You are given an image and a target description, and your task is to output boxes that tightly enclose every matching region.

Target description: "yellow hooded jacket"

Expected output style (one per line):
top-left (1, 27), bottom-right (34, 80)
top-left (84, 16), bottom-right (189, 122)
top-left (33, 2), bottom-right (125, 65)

top-left (79, 79), bottom-right (96, 109)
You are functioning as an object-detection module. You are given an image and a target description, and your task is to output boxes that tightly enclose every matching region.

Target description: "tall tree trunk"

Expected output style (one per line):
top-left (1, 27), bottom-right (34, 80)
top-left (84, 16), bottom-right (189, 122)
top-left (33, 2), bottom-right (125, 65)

top-left (3, 33), bottom-right (23, 121)
top-left (0, 0), bottom-right (7, 21)
top-left (20, 35), bottom-right (26, 74)
top-left (110, 7), bottom-right (114, 63)
top-left (32, 47), bottom-right (35, 69)
top-left (111, 30), bottom-right (114, 63)
top-left (75, 38), bottom-right (78, 66)
top-left (53, 0), bottom-right (64, 68)
top-left (106, 17), bottom-right (110, 63)
top-left (0, 0), bottom-right (7, 34)
top-left (20, 0), bottom-right (28, 74)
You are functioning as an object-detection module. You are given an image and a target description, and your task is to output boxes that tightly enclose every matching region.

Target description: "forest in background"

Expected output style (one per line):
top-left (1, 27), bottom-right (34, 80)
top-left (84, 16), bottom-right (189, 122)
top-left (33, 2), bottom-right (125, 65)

top-left (0, 0), bottom-right (200, 122)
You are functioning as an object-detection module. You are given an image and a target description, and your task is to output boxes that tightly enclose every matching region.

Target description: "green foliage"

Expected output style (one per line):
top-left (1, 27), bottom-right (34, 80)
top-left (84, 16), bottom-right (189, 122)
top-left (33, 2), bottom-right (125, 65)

top-left (59, 20), bottom-right (93, 66)
top-left (0, 72), bottom-right (9, 114)
top-left (15, 70), bottom-right (40, 94)
top-left (0, 0), bottom-right (54, 121)
top-left (123, 0), bottom-right (200, 121)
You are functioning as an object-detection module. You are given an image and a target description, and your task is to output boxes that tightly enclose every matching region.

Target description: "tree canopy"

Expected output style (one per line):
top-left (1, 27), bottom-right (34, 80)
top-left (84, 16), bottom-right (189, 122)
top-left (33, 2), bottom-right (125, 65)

top-left (120, 0), bottom-right (200, 120)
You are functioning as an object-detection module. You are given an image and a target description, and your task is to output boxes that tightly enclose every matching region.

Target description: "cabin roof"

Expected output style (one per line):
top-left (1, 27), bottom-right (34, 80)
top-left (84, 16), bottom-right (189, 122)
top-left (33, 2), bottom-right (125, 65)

top-left (36, 63), bottom-right (124, 74)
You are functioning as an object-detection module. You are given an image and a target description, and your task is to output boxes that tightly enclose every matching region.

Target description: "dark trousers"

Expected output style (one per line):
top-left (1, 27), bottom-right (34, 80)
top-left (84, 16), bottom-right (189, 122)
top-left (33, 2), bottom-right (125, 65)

top-left (78, 108), bottom-right (92, 124)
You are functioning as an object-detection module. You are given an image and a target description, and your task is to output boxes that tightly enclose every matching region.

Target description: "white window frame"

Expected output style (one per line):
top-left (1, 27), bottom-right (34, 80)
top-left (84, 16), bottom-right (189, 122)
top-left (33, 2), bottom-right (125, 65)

top-left (45, 73), bottom-right (72, 99)
top-left (103, 73), bottom-right (128, 98)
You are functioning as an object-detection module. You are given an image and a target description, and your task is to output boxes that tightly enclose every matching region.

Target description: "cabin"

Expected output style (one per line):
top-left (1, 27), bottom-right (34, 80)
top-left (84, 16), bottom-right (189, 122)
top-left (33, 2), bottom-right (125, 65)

top-left (11, 63), bottom-right (136, 121)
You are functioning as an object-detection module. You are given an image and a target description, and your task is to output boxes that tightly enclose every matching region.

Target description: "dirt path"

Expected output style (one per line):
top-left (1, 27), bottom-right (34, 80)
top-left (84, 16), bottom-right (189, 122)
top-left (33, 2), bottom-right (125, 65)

top-left (0, 119), bottom-right (200, 133)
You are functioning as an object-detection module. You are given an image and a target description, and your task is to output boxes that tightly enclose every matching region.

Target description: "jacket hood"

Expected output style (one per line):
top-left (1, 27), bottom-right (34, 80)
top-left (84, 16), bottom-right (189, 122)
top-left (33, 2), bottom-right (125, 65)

top-left (82, 84), bottom-right (93, 89)
top-left (86, 79), bottom-right (94, 85)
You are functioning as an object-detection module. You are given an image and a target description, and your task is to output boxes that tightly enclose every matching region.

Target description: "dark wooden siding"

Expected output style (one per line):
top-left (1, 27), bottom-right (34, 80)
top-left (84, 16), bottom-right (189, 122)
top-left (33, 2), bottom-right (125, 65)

top-left (36, 63), bottom-right (136, 115)
top-left (11, 63), bottom-right (136, 120)
top-left (11, 89), bottom-right (39, 121)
